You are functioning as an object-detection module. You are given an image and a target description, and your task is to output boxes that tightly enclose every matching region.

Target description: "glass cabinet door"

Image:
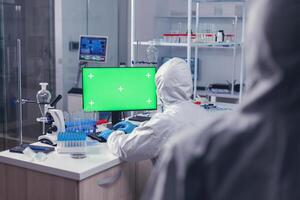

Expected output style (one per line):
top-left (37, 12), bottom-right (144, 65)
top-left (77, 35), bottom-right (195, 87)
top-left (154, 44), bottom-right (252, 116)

top-left (0, 0), bottom-right (21, 150)
top-left (0, 0), bottom-right (55, 150)
top-left (0, 0), bottom-right (4, 150)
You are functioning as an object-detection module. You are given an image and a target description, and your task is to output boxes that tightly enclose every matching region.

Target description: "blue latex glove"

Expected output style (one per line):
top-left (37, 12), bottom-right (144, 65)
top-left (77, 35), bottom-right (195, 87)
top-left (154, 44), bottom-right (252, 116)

top-left (113, 121), bottom-right (137, 134)
top-left (99, 129), bottom-right (114, 141)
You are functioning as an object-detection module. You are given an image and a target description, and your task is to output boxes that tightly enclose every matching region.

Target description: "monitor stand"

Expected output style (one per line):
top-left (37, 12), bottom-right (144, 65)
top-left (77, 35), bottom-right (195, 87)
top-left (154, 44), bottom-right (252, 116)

top-left (112, 111), bottom-right (122, 125)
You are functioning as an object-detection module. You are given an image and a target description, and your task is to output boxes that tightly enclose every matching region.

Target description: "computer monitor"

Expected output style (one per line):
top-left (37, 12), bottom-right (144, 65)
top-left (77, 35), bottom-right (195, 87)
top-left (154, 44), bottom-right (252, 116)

top-left (82, 67), bottom-right (157, 122)
top-left (79, 35), bottom-right (108, 63)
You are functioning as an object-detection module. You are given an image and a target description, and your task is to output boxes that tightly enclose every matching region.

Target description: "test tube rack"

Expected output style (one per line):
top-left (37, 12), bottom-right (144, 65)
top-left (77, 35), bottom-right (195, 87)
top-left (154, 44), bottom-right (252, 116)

top-left (57, 132), bottom-right (87, 154)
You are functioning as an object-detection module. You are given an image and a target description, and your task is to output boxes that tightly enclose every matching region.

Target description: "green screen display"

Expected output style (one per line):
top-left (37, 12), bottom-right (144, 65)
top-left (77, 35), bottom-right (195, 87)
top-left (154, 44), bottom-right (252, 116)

top-left (82, 67), bottom-right (157, 112)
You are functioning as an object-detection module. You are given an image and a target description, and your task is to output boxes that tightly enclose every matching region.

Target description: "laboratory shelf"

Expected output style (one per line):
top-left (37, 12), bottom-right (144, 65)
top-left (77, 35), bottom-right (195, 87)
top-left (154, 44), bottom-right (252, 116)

top-left (155, 15), bottom-right (242, 19)
top-left (134, 41), bottom-right (188, 47)
top-left (134, 41), bottom-right (242, 48)
top-left (197, 90), bottom-right (240, 99)
top-left (192, 1), bottom-right (246, 5)
top-left (193, 42), bottom-right (242, 47)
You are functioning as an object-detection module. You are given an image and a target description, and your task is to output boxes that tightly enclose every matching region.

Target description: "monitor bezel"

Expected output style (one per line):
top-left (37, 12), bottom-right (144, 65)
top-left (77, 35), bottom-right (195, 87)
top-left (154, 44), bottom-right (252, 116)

top-left (82, 66), bottom-right (158, 112)
top-left (78, 35), bottom-right (108, 63)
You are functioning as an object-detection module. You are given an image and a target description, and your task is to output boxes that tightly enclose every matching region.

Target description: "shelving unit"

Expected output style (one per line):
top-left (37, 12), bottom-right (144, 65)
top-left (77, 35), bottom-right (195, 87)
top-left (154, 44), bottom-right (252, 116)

top-left (134, 41), bottom-right (242, 48)
top-left (130, 0), bottom-right (247, 102)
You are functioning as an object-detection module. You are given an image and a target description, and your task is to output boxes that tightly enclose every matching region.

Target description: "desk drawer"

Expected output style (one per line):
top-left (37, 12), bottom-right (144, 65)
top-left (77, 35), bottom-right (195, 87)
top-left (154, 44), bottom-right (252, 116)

top-left (0, 163), bottom-right (78, 200)
top-left (79, 163), bottom-right (133, 200)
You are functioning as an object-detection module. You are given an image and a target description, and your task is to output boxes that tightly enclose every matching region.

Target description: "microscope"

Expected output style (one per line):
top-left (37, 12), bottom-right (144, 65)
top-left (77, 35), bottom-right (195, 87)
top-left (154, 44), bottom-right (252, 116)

top-left (36, 83), bottom-right (65, 146)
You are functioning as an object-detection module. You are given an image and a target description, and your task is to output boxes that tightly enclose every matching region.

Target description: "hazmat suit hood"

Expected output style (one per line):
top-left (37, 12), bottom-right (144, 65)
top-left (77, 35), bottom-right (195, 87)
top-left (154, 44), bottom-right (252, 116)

top-left (142, 0), bottom-right (300, 200)
top-left (243, 0), bottom-right (300, 112)
top-left (155, 58), bottom-right (193, 106)
top-left (107, 58), bottom-right (208, 162)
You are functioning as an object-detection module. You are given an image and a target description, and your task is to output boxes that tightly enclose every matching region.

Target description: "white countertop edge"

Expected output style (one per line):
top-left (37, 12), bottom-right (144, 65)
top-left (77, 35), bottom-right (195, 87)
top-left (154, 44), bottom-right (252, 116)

top-left (0, 155), bottom-right (122, 181)
top-left (79, 158), bottom-right (123, 180)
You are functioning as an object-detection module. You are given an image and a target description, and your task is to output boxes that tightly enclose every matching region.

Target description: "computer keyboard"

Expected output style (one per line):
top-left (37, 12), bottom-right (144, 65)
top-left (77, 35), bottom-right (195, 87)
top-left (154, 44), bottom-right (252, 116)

top-left (128, 115), bottom-right (151, 122)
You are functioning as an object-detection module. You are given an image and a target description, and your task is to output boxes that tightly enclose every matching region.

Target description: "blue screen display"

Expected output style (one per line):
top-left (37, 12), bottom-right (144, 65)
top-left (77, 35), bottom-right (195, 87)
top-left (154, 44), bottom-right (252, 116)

top-left (79, 36), bottom-right (107, 62)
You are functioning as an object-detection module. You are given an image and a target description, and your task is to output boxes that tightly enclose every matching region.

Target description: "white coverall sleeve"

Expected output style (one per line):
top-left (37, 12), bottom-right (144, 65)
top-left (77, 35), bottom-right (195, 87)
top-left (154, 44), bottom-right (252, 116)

top-left (107, 114), bottom-right (172, 162)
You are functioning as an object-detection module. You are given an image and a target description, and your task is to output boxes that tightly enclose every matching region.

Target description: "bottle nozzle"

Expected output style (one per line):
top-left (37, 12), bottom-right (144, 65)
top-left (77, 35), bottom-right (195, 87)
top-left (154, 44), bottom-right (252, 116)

top-left (39, 82), bottom-right (48, 90)
top-left (37, 82), bottom-right (51, 105)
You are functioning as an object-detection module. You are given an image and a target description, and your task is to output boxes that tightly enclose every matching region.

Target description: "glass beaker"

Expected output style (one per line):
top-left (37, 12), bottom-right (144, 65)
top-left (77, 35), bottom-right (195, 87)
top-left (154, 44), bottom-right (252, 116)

top-left (146, 42), bottom-right (159, 64)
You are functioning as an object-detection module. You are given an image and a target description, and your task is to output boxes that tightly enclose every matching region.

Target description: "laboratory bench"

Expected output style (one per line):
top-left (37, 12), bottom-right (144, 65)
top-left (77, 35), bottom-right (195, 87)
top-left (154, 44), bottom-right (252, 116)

top-left (0, 143), bottom-right (135, 200)
top-left (0, 102), bottom-right (237, 200)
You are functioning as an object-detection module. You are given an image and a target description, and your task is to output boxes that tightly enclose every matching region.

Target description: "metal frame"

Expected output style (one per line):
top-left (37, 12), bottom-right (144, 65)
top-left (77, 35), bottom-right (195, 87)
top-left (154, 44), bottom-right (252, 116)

top-left (54, 0), bottom-right (64, 109)
top-left (130, 0), bottom-right (135, 67)
top-left (187, 0), bottom-right (192, 76)
top-left (239, 3), bottom-right (247, 102)
top-left (194, 2), bottom-right (200, 99)
top-left (193, 2), bottom-right (246, 101)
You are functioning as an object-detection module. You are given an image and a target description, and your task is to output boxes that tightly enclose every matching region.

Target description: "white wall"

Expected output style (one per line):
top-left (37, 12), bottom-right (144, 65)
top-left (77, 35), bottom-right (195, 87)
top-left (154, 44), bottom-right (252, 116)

top-left (55, 0), bottom-right (120, 110)
top-left (87, 0), bottom-right (119, 66)
top-left (60, 0), bottom-right (86, 110)
top-left (118, 0), bottom-right (130, 65)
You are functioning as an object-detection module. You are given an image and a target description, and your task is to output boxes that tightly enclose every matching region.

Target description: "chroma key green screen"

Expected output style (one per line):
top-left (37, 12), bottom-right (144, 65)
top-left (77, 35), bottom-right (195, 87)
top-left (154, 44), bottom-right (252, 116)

top-left (82, 67), bottom-right (157, 112)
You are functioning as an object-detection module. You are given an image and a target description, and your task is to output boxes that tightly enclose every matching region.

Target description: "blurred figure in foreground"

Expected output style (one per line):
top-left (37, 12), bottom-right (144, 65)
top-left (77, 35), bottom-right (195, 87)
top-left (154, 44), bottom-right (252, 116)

top-left (143, 0), bottom-right (300, 199)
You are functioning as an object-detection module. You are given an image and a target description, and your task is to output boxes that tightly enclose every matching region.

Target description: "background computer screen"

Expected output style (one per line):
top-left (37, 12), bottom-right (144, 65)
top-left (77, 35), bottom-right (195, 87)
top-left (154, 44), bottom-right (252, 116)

top-left (82, 67), bottom-right (157, 112)
top-left (79, 36), bottom-right (108, 63)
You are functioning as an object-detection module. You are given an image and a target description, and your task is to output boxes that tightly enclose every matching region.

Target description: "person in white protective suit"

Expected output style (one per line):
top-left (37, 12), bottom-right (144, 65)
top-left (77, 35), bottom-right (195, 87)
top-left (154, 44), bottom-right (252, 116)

top-left (100, 57), bottom-right (214, 161)
top-left (142, 0), bottom-right (300, 199)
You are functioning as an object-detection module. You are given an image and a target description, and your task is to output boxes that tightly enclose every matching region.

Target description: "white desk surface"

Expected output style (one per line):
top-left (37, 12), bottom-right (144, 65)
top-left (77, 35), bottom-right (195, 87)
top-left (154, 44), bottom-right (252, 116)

top-left (0, 143), bottom-right (121, 181)
top-left (0, 102), bottom-right (237, 181)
